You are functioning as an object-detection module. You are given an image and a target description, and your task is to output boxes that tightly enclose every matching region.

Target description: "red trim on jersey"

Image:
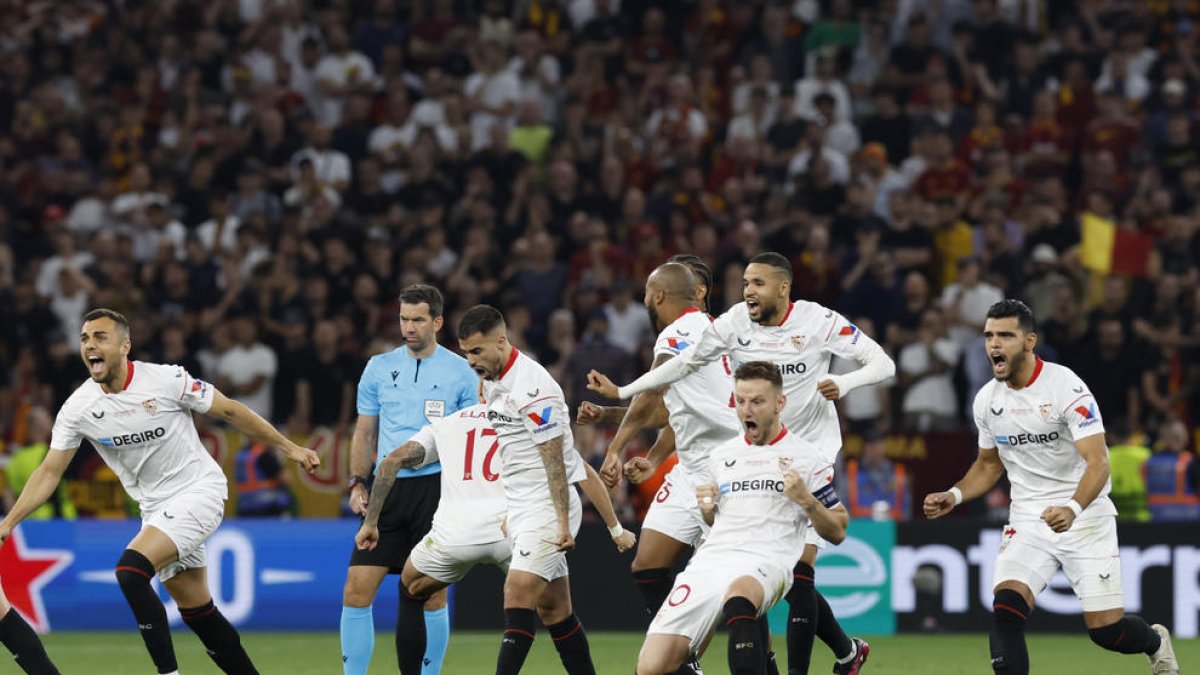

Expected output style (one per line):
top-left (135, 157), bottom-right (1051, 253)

top-left (1025, 357), bottom-right (1044, 388)
top-left (105, 360), bottom-right (135, 395)
top-left (500, 348), bottom-right (520, 379)
top-left (773, 302), bottom-right (795, 327)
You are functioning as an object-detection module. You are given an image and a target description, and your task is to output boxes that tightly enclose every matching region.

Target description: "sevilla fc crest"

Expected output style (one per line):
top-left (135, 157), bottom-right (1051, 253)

top-left (1038, 403), bottom-right (1052, 421)
top-left (791, 335), bottom-right (806, 351)
top-left (778, 456), bottom-right (794, 473)
top-left (142, 399), bottom-right (157, 416)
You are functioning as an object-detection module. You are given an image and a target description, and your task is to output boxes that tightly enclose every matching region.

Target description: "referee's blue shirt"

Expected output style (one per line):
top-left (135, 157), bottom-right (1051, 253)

top-left (356, 344), bottom-right (479, 478)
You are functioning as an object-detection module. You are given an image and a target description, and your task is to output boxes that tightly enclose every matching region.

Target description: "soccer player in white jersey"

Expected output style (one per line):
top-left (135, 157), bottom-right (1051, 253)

top-left (457, 304), bottom-right (636, 675)
top-left (637, 361), bottom-right (848, 675)
top-left (591, 252), bottom-right (892, 674)
top-left (923, 299), bottom-right (1179, 675)
top-left (0, 309), bottom-right (320, 675)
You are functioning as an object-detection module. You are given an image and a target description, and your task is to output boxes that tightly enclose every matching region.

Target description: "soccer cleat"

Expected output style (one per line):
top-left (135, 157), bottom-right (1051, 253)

top-left (1149, 624), bottom-right (1179, 674)
top-left (833, 638), bottom-right (870, 675)
top-left (673, 655), bottom-right (704, 675)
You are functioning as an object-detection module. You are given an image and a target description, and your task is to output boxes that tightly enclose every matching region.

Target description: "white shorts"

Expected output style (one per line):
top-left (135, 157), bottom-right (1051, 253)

top-left (409, 533), bottom-right (511, 583)
top-left (141, 486), bottom-right (226, 581)
top-left (643, 467), bottom-right (709, 548)
top-left (993, 516), bottom-right (1123, 612)
top-left (507, 488), bottom-right (582, 581)
top-left (648, 555), bottom-right (790, 654)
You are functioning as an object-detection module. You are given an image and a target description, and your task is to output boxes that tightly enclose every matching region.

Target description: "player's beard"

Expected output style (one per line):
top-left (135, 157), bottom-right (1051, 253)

top-left (754, 299), bottom-right (781, 325)
top-left (996, 349), bottom-right (1025, 382)
top-left (645, 303), bottom-right (661, 332)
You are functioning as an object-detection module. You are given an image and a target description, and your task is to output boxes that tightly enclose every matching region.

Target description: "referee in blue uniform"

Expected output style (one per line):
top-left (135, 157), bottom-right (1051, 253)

top-left (341, 285), bottom-right (479, 675)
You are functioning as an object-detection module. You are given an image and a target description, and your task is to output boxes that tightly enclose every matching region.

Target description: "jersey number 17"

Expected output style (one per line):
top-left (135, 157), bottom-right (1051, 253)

top-left (462, 428), bottom-right (500, 482)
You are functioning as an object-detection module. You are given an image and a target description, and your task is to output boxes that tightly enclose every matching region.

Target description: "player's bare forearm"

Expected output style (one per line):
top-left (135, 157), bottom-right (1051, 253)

top-left (379, 441), bottom-right (426, 476)
top-left (599, 406), bottom-right (630, 425)
top-left (537, 436), bottom-right (571, 527)
top-left (350, 415), bottom-right (379, 478)
top-left (580, 462), bottom-right (620, 529)
top-left (363, 463), bottom-right (400, 528)
top-left (0, 449), bottom-right (74, 532)
top-left (1070, 435), bottom-right (1110, 509)
top-left (644, 424), bottom-right (678, 468)
top-left (954, 449), bottom-right (1006, 502)
top-left (801, 501), bottom-right (849, 544)
top-left (608, 390), bottom-right (667, 458)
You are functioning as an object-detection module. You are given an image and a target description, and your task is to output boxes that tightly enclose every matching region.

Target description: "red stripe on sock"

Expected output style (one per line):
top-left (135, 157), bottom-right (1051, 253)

top-left (181, 605), bottom-right (217, 619)
top-left (994, 604), bottom-right (1027, 620)
top-left (551, 623), bottom-right (582, 641)
top-left (116, 565), bottom-right (153, 579)
top-left (505, 628), bottom-right (535, 639)
top-left (793, 574), bottom-right (813, 581)
top-left (725, 615), bottom-right (756, 626)
top-left (634, 578), bottom-right (665, 584)
top-left (1114, 629), bottom-right (1125, 646)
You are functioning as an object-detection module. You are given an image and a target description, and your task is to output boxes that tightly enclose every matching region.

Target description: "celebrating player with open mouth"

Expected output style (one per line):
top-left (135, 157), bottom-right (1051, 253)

top-left (0, 309), bottom-right (319, 675)
top-left (924, 299), bottom-right (1180, 675)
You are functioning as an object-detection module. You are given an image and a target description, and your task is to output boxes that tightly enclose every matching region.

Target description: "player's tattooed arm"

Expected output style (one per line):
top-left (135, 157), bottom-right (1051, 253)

top-left (362, 441), bottom-right (422, 527)
top-left (537, 436), bottom-right (575, 551)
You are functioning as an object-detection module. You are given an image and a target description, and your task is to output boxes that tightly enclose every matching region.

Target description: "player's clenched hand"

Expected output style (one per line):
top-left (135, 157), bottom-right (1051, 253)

top-left (612, 529), bottom-right (636, 553)
top-left (576, 401), bottom-right (604, 425)
top-left (0, 523), bottom-right (12, 545)
top-left (624, 456), bottom-right (655, 484)
top-left (816, 378), bottom-right (842, 401)
top-left (286, 444), bottom-right (321, 473)
top-left (696, 483), bottom-right (720, 514)
top-left (783, 470), bottom-right (812, 505)
top-left (349, 485), bottom-right (369, 516)
top-left (923, 492), bottom-right (957, 519)
top-left (599, 452), bottom-right (623, 488)
top-left (355, 524), bottom-right (380, 551)
top-left (1041, 505), bottom-right (1075, 533)
top-left (551, 528), bottom-right (576, 552)
top-left (586, 370), bottom-right (620, 400)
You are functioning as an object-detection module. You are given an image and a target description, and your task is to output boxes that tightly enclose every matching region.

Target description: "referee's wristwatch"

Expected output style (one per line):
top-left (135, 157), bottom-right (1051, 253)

top-left (347, 475), bottom-right (369, 494)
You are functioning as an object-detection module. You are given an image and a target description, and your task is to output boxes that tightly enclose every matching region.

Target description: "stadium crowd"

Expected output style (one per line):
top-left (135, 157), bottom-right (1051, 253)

top-left (1, 0), bottom-right (1199, 518)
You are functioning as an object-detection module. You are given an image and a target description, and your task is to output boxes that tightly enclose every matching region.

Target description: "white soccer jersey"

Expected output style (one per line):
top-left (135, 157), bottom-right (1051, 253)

top-left (654, 308), bottom-right (740, 480)
top-left (700, 428), bottom-right (838, 564)
top-left (50, 361), bottom-right (227, 511)
top-left (482, 349), bottom-right (586, 503)
top-left (409, 404), bottom-right (507, 547)
top-left (688, 301), bottom-right (882, 462)
top-left (973, 357), bottom-right (1114, 522)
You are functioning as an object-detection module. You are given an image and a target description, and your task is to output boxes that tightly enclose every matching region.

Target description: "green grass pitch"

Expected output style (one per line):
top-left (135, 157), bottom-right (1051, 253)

top-left (40, 630), bottom-right (1196, 673)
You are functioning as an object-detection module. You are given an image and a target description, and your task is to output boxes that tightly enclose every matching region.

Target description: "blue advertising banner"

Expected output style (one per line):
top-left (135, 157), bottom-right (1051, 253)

top-left (1, 520), bottom-right (409, 632)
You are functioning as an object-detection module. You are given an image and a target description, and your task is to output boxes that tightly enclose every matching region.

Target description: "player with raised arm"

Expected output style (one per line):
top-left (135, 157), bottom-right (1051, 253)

top-left (0, 308), bottom-right (320, 675)
top-left (923, 299), bottom-right (1180, 675)
top-left (637, 361), bottom-right (848, 675)
top-left (341, 284), bottom-right (479, 675)
top-left (457, 304), bottom-right (635, 675)
top-left (584, 261), bottom-right (741, 675)
top-left (590, 252), bottom-right (893, 675)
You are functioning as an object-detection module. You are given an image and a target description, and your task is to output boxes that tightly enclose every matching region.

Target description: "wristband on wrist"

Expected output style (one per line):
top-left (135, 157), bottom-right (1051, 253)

top-left (948, 486), bottom-right (963, 505)
top-left (348, 475), bottom-right (368, 493)
top-left (1066, 499), bottom-right (1083, 517)
top-left (608, 524), bottom-right (625, 538)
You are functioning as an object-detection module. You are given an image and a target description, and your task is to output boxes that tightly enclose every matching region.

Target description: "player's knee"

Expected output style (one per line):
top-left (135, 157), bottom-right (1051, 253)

top-left (992, 589), bottom-right (1030, 627)
top-left (115, 549), bottom-right (156, 593)
top-left (635, 648), bottom-right (676, 675)
top-left (342, 579), bottom-right (374, 607)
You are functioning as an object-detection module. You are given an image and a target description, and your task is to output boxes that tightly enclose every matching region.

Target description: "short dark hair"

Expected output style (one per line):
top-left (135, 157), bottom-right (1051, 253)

top-left (457, 304), bottom-right (506, 341)
top-left (399, 284), bottom-right (444, 318)
top-left (668, 253), bottom-right (713, 311)
top-left (986, 298), bottom-right (1037, 334)
top-left (82, 308), bottom-right (130, 337)
top-left (747, 251), bottom-right (793, 282)
top-left (734, 361), bottom-right (783, 391)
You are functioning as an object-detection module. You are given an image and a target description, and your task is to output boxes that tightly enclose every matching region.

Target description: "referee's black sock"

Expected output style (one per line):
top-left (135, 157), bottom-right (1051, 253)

top-left (495, 608), bottom-right (537, 675)
top-left (115, 549), bottom-right (177, 674)
top-left (547, 613), bottom-right (596, 675)
top-left (1088, 615), bottom-right (1161, 655)
top-left (990, 589), bottom-right (1030, 674)
top-left (785, 562), bottom-right (816, 675)
top-left (724, 596), bottom-right (765, 675)
top-left (632, 567), bottom-right (674, 617)
top-left (815, 589), bottom-right (854, 661)
top-left (0, 607), bottom-right (61, 675)
top-left (396, 589), bottom-right (427, 675)
top-left (179, 600), bottom-right (258, 675)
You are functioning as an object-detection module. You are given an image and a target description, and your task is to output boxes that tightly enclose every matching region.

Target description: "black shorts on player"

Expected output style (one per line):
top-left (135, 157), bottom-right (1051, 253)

top-left (348, 474), bottom-right (441, 572)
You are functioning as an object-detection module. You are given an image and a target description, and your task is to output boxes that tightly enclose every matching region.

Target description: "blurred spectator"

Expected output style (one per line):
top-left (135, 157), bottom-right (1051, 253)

top-left (1146, 419), bottom-right (1200, 521)
top-left (291, 320), bottom-right (356, 435)
top-left (843, 429), bottom-right (910, 520)
top-left (4, 408), bottom-right (77, 519)
top-left (1107, 419), bottom-right (1151, 522)
top-left (898, 306), bottom-right (961, 431)
top-left (602, 278), bottom-right (652, 356)
top-left (234, 441), bottom-right (295, 517)
top-left (215, 314), bottom-right (279, 420)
